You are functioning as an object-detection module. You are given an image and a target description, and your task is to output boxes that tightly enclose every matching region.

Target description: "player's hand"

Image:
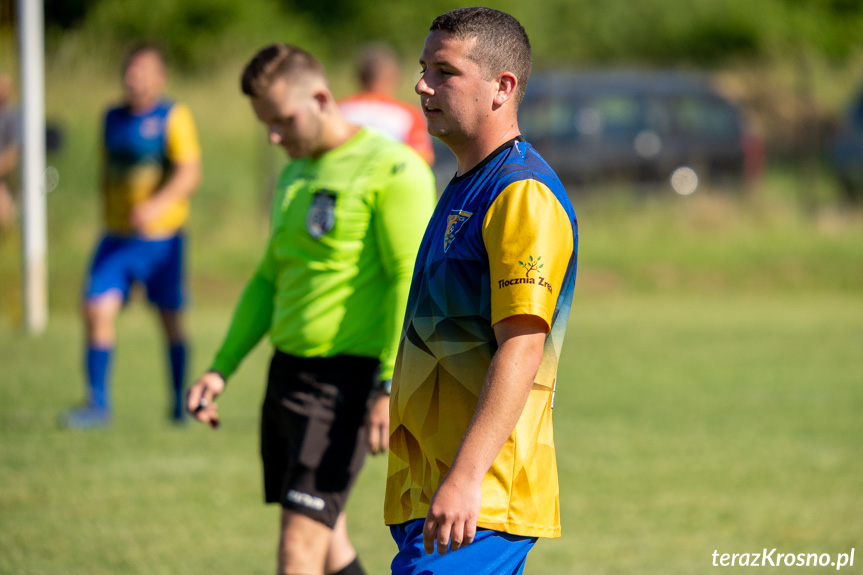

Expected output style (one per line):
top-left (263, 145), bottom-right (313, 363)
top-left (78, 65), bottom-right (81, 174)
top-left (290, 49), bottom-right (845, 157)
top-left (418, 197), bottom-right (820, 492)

top-left (130, 197), bottom-right (166, 231)
top-left (365, 392), bottom-right (390, 455)
top-left (187, 371), bottom-right (225, 429)
top-left (422, 472), bottom-right (481, 555)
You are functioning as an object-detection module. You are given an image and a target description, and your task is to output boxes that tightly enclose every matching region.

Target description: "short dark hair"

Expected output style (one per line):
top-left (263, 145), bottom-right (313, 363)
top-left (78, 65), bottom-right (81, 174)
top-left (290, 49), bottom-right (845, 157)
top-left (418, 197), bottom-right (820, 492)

top-left (356, 42), bottom-right (399, 89)
top-left (430, 7), bottom-right (532, 104)
top-left (123, 44), bottom-right (167, 74)
top-left (241, 43), bottom-right (326, 97)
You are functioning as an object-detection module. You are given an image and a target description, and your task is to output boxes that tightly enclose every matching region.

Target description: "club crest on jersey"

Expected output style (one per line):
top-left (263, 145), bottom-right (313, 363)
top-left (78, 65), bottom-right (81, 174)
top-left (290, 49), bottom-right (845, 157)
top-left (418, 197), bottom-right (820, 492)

top-left (139, 116), bottom-right (162, 140)
top-left (306, 190), bottom-right (336, 239)
top-left (444, 209), bottom-right (473, 252)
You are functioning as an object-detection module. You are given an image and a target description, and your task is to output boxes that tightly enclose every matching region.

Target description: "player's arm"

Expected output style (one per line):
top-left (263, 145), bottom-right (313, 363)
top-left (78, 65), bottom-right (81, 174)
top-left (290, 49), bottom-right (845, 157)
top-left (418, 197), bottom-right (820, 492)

top-left (187, 239), bottom-right (277, 426)
top-left (132, 104), bottom-right (202, 230)
top-left (422, 314), bottom-right (546, 555)
top-left (131, 160), bottom-right (201, 228)
top-left (0, 142), bottom-right (19, 178)
top-left (367, 148), bottom-right (436, 453)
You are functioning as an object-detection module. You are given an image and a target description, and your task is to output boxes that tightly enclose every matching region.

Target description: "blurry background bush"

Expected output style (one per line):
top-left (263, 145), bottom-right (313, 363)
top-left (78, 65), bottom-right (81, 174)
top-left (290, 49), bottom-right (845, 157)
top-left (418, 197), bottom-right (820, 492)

top-left (25, 0), bottom-right (863, 166)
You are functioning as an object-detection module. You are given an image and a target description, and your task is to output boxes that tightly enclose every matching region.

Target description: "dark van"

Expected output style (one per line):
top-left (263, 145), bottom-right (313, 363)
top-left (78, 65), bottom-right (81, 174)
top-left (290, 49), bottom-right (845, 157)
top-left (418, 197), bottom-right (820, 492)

top-left (433, 70), bottom-right (763, 193)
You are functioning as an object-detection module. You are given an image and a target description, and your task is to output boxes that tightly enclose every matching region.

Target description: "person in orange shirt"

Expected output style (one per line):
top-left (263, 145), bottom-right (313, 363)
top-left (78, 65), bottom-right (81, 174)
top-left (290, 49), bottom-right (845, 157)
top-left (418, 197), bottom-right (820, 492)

top-left (339, 43), bottom-right (434, 165)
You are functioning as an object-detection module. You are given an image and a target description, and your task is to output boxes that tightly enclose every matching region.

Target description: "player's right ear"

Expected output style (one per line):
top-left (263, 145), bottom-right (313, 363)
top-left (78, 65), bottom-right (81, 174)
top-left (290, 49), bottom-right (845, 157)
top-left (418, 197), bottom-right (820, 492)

top-left (493, 72), bottom-right (518, 107)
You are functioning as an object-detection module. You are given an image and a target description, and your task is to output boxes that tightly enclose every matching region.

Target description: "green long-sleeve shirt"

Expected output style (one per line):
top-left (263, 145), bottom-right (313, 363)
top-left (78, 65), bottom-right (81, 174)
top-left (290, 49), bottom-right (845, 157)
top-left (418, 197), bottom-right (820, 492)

top-left (211, 128), bottom-right (436, 384)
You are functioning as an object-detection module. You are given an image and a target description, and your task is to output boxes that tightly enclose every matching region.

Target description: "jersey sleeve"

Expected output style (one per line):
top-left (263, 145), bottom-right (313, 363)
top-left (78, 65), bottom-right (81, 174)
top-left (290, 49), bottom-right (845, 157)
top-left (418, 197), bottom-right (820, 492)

top-left (164, 103), bottom-right (201, 164)
top-left (482, 178), bottom-right (574, 331)
top-left (372, 147), bottom-right (437, 381)
top-left (210, 238), bottom-right (278, 379)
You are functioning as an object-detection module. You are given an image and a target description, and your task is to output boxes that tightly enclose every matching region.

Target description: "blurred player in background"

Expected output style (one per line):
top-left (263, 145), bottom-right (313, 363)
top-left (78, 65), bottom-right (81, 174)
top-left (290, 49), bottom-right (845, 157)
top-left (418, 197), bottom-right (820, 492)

top-left (0, 72), bottom-right (20, 234)
top-left (63, 45), bottom-right (202, 428)
top-left (186, 44), bottom-right (435, 575)
top-left (385, 8), bottom-right (579, 574)
top-left (339, 42), bottom-right (434, 165)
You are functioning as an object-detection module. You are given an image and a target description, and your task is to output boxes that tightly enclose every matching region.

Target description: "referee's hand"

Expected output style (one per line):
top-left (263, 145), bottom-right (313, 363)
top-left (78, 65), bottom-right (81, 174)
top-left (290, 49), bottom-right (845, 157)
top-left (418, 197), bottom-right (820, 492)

top-left (365, 392), bottom-right (390, 455)
top-left (187, 371), bottom-right (225, 429)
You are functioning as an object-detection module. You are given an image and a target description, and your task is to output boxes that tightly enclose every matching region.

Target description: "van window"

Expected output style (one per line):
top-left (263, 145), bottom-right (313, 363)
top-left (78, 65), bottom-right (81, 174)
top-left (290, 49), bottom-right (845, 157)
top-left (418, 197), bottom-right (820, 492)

top-left (589, 96), bottom-right (642, 142)
top-left (673, 97), bottom-right (740, 138)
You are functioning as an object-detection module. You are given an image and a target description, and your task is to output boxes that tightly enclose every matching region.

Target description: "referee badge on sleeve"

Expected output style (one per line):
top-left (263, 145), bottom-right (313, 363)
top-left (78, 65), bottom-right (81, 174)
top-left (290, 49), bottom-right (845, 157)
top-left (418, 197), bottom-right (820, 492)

top-left (306, 190), bottom-right (336, 239)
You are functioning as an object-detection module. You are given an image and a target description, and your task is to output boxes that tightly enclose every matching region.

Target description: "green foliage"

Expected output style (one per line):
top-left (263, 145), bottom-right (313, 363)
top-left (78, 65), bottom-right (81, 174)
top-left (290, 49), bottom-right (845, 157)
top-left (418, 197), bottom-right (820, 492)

top-left (50, 0), bottom-right (319, 73)
top-left (84, 0), bottom-right (242, 69)
top-left (44, 0), bottom-right (95, 29)
top-left (41, 0), bottom-right (863, 73)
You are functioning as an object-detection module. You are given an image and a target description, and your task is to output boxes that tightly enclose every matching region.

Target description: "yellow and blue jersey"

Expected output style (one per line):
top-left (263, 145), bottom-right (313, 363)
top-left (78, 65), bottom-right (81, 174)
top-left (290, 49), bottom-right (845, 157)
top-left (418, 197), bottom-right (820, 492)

top-left (102, 100), bottom-right (200, 236)
top-left (385, 137), bottom-right (578, 538)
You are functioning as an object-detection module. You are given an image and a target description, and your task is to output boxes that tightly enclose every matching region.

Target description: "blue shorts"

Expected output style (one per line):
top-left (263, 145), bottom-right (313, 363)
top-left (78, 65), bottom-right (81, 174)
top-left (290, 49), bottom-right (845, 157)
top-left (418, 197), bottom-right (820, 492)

top-left (83, 233), bottom-right (186, 310)
top-left (390, 519), bottom-right (537, 575)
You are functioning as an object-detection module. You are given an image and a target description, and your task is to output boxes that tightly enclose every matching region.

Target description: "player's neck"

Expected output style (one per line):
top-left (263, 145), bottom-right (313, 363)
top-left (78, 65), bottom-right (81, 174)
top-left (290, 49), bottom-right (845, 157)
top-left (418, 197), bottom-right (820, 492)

top-left (127, 96), bottom-right (160, 115)
top-left (312, 113), bottom-right (361, 160)
top-left (452, 122), bottom-right (521, 177)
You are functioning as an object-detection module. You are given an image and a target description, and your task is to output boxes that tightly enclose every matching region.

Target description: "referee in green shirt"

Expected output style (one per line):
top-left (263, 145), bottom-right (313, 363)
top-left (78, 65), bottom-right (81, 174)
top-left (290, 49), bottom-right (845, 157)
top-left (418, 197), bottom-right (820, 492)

top-left (187, 44), bottom-right (436, 575)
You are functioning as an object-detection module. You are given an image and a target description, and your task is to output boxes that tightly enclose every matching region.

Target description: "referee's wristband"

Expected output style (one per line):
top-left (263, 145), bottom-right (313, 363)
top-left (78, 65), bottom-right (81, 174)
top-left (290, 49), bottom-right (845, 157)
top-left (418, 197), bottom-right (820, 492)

top-left (377, 378), bottom-right (392, 395)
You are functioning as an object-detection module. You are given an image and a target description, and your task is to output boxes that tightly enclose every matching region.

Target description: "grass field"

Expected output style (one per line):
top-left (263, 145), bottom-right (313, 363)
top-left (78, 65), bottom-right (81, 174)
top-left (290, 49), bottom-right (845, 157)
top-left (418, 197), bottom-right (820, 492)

top-left (1, 292), bottom-right (861, 574)
top-left (1, 62), bottom-right (862, 574)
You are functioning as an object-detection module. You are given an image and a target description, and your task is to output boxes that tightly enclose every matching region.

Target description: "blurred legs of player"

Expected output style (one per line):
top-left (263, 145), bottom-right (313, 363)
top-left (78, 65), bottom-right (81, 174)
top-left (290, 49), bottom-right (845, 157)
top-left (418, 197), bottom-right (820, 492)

top-left (278, 511), bottom-right (365, 574)
top-left (159, 308), bottom-right (188, 421)
top-left (62, 235), bottom-right (188, 428)
top-left (67, 293), bottom-right (123, 427)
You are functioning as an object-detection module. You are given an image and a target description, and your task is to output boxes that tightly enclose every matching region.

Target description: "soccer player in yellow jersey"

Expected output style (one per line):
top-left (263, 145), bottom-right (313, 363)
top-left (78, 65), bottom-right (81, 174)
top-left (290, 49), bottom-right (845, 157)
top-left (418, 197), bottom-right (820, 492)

top-left (385, 8), bottom-right (579, 574)
top-left (63, 46), bottom-right (202, 428)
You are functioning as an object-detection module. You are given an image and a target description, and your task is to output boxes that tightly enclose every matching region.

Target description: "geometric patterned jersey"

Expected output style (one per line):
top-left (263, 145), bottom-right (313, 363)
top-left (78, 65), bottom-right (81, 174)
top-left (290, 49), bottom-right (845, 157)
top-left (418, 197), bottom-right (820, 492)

top-left (102, 100), bottom-right (200, 236)
top-left (384, 137), bottom-right (578, 538)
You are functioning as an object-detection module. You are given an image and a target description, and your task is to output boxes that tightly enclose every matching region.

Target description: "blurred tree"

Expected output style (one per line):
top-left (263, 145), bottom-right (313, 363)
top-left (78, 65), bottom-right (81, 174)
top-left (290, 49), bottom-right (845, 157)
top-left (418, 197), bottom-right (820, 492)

top-left (41, 0), bottom-right (863, 72)
top-left (44, 0), bottom-right (94, 29)
top-left (777, 0), bottom-right (863, 59)
top-left (85, 0), bottom-right (239, 70)
top-left (283, 0), bottom-right (359, 28)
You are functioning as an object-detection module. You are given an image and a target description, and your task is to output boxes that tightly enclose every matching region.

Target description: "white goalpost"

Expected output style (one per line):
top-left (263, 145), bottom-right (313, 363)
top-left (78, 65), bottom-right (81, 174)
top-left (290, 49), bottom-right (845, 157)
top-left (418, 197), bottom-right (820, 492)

top-left (18, 0), bottom-right (47, 334)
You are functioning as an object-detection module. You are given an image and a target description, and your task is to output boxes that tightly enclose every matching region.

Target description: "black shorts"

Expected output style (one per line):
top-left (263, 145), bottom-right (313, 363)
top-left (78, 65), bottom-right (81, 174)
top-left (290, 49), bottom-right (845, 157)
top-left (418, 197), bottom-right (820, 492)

top-left (261, 351), bottom-right (379, 529)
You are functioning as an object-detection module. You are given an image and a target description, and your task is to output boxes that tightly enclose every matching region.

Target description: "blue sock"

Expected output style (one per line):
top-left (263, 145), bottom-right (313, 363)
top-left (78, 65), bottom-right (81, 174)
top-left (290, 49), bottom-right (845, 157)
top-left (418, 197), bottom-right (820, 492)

top-left (169, 343), bottom-right (187, 415)
top-left (86, 346), bottom-right (112, 411)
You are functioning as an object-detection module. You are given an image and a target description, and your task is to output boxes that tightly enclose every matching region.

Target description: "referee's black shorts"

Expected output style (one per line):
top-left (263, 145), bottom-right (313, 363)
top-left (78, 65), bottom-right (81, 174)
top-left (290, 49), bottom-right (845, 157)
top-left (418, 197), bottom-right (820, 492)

top-left (261, 350), bottom-right (379, 529)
